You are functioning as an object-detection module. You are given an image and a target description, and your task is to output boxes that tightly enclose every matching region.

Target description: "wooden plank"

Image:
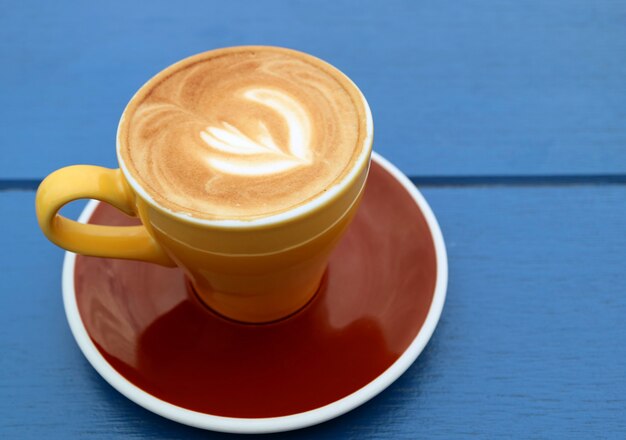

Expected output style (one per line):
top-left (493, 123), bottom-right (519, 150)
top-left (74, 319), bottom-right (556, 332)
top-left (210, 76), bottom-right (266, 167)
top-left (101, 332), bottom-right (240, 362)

top-left (1, 0), bottom-right (626, 179)
top-left (1, 186), bottom-right (625, 438)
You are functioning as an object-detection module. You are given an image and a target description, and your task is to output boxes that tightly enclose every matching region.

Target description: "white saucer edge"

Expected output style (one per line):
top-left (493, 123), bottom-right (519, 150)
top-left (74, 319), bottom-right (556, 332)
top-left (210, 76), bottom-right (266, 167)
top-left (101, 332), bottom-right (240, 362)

top-left (62, 151), bottom-right (448, 434)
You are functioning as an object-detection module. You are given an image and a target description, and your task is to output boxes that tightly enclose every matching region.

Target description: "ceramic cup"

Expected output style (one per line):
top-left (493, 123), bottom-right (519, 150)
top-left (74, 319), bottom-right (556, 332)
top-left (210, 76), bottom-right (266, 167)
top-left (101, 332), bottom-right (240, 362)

top-left (36, 47), bottom-right (373, 323)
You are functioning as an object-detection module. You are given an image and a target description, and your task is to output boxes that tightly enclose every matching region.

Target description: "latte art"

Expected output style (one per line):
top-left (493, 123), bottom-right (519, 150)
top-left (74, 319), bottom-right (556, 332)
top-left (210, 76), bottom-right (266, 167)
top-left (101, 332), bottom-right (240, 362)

top-left (199, 88), bottom-right (312, 176)
top-left (120, 47), bottom-right (367, 220)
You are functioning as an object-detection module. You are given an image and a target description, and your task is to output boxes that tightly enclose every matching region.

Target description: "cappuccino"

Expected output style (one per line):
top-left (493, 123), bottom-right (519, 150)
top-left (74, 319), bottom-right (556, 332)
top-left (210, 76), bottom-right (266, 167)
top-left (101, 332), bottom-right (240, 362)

top-left (119, 46), bottom-right (368, 220)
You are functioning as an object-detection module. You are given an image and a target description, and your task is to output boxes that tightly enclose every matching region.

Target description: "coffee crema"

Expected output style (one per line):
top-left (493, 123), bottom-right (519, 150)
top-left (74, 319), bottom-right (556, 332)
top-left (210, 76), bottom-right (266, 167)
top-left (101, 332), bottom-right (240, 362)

top-left (119, 46), bottom-right (367, 220)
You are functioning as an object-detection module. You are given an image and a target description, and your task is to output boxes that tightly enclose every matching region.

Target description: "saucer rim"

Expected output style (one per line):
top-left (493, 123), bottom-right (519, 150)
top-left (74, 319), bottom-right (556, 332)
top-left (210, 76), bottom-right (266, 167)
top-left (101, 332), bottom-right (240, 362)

top-left (62, 151), bottom-right (448, 434)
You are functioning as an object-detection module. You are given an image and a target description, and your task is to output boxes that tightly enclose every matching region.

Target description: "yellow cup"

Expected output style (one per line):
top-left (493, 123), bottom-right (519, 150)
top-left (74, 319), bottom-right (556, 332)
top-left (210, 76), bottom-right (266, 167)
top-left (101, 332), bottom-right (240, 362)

top-left (36, 47), bottom-right (373, 323)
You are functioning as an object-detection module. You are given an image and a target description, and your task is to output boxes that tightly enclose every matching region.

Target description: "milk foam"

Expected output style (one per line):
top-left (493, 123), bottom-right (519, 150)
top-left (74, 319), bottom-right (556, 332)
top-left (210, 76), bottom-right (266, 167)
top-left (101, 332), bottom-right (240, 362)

top-left (120, 47), bottom-right (366, 220)
top-left (200, 87), bottom-right (312, 176)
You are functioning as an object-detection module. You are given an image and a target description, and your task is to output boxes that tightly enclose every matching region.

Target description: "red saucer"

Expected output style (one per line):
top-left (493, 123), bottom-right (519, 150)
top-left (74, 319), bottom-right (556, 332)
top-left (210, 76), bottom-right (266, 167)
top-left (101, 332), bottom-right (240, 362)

top-left (65, 154), bottom-right (447, 432)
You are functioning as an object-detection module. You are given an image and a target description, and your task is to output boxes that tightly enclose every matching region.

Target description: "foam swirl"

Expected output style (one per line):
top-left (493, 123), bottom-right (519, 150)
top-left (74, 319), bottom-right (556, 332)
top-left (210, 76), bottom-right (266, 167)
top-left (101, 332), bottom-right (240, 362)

top-left (121, 47), bottom-right (365, 220)
top-left (200, 88), bottom-right (312, 176)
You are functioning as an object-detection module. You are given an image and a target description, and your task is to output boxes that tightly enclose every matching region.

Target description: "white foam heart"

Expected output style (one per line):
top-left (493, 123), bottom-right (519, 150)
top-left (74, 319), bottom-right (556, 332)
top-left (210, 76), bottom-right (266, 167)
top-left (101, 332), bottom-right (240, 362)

top-left (199, 88), bottom-right (313, 176)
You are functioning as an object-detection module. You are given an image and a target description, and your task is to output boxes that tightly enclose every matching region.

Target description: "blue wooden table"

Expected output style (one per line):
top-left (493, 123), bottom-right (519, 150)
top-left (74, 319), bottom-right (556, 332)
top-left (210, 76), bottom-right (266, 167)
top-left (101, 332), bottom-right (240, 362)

top-left (2, 1), bottom-right (625, 438)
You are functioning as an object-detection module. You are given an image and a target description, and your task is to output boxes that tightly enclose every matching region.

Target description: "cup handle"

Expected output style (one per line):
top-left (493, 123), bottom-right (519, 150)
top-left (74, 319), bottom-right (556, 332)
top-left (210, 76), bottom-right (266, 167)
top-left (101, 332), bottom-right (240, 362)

top-left (35, 165), bottom-right (174, 266)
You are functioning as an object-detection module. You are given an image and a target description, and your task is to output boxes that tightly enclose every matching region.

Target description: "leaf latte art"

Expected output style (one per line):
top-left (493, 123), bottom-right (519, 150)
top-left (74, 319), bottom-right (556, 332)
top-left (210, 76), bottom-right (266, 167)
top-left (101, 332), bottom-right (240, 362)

top-left (199, 88), bottom-right (313, 176)
top-left (120, 47), bottom-right (367, 220)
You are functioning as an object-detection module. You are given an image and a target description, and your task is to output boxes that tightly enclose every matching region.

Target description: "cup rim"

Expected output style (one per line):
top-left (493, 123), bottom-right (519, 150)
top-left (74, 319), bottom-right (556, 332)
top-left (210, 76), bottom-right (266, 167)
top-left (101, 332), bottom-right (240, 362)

top-left (115, 45), bottom-right (374, 229)
top-left (62, 152), bottom-right (448, 434)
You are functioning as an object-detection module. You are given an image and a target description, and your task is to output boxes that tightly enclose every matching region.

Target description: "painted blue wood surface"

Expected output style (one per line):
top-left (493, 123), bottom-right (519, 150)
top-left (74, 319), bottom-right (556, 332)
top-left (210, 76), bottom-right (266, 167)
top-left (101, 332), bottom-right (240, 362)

top-left (1, 188), bottom-right (625, 438)
top-left (2, 0), bottom-right (626, 179)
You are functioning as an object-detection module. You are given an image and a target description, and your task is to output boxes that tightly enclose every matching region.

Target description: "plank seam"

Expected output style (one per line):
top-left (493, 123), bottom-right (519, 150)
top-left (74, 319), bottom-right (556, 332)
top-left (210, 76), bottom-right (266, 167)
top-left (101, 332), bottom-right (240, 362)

top-left (3, 175), bottom-right (626, 191)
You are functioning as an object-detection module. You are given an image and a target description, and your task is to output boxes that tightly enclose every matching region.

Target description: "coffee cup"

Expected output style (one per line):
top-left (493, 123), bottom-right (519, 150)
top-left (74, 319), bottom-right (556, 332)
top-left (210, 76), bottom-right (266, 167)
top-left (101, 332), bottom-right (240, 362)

top-left (36, 46), bottom-right (373, 323)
